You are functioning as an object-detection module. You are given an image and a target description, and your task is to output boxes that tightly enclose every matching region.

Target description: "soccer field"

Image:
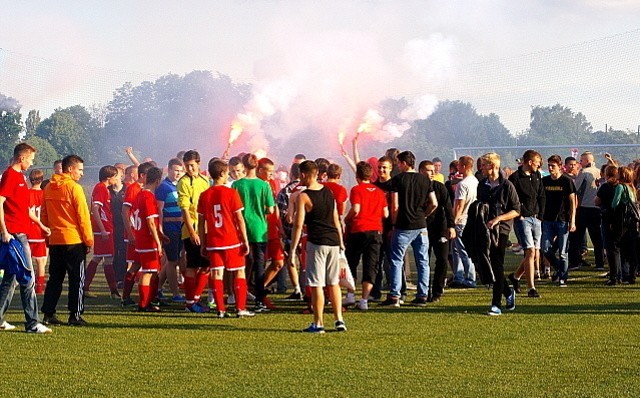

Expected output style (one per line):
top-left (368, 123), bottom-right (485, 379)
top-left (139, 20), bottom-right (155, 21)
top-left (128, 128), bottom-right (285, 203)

top-left (2, 254), bottom-right (640, 398)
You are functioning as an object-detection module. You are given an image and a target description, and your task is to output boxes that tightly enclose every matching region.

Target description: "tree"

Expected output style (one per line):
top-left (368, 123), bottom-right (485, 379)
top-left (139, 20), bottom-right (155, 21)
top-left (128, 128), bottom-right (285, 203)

top-left (35, 107), bottom-right (96, 163)
top-left (522, 104), bottom-right (592, 146)
top-left (0, 93), bottom-right (22, 165)
top-left (24, 136), bottom-right (60, 167)
top-left (24, 109), bottom-right (40, 139)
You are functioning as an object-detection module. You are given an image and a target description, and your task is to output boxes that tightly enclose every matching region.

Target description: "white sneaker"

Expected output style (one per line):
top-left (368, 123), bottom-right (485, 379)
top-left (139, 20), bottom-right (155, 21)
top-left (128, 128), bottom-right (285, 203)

top-left (356, 299), bottom-right (368, 311)
top-left (344, 293), bottom-right (356, 306)
top-left (227, 294), bottom-right (236, 305)
top-left (0, 320), bottom-right (16, 331)
top-left (27, 323), bottom-right (53, 334)
top-left (236, 309), bottom-right (255, 318)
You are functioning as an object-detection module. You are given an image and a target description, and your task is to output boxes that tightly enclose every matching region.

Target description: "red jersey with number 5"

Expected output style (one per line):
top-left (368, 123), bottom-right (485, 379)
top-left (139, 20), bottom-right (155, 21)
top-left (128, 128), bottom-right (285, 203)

top-left (131, 189), bottom-right (160, 252)
top-left (197, 185), bottom-right (244, 250)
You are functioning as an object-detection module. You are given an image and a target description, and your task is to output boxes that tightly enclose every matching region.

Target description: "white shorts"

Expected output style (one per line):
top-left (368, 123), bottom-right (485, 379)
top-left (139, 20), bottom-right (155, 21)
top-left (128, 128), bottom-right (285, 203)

top-left (305, 242), bottom-right (340, 288)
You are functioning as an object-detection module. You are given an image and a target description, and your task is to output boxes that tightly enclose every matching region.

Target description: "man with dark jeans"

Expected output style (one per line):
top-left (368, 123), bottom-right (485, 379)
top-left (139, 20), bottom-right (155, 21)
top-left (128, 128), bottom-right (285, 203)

top-left (41, 154), bottom-right (93, 326)
top-left (569, 151), bottom-right (604, 270)
top-left (419, 160), bottom-right (455, 302)
top-left (477, 153), bottom-right (520, 316)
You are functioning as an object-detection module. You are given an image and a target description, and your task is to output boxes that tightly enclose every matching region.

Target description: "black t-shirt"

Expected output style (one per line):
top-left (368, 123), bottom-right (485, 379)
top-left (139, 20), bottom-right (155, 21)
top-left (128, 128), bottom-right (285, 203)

top-left (542, 174), bottom-right (576, 222)
top-left (597, 182), bottom-right (616, 224)
top-left (390, 172), bottom-right (433, 230)
top-left (374, 179), bottom-right (394, 232)
top-left (303, 186), bottom-right (340, 246)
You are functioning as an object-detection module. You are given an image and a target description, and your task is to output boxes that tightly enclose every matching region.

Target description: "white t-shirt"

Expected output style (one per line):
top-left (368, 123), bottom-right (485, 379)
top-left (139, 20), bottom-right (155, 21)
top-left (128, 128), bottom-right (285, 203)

top-left (454, 175), bottom-right (479, 225)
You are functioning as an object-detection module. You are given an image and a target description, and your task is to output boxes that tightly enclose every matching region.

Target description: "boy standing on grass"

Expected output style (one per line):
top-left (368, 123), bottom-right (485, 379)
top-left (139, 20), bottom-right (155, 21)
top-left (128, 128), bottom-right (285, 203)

top-left (289, 160), bottom-right (346, 333)
top-left (132, 167), bottom-right (167, 312)
top-left (84, 165), bottom-right (121, 299)
top-left (27, 169), bottom-right (51, 295)
top-left (198, 159), bottom-right (254, 318)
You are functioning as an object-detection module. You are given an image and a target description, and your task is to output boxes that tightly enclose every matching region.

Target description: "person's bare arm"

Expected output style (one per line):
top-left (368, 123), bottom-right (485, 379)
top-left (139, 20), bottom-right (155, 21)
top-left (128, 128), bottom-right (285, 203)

top-left (424, 192), bottom-right (438, 217)
top-left (91, 203), bottom-right (109, 241)
top-left (147, 216), bottom-right (163, 258)
top-left (0, 196), bottom-right (11, 243)
top-left (28, 206), bottom-right (50, 236)
top-left (568, 192), bottom-right (577, 232)
top-left (125, 146), bottom-right (141, 166)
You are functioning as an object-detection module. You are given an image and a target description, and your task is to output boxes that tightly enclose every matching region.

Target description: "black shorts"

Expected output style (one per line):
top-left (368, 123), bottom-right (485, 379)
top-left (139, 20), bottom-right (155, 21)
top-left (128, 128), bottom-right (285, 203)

top-left (183, 238), bottom-right (209, 269)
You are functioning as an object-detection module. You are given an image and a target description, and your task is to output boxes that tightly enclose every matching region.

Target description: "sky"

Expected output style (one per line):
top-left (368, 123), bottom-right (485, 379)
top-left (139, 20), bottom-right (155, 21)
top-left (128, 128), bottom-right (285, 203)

top-left (2, 0), bottom-right (640, 144)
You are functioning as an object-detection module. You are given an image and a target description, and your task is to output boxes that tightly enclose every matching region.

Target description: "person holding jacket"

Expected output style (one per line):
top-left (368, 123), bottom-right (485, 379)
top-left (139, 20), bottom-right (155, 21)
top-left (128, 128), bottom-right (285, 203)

top-left (477, 153), bottom-right (520, 316)
top-left (41, 155), bottom-right (94, 327)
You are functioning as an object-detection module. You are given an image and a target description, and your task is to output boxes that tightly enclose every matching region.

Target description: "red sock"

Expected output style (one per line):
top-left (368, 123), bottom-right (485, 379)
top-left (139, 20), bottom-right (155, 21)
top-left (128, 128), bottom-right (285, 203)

top-left (150, 274), bottom-right (159, 301)
top-left (36, 276), bottom-right (45, 294)
top-left (104, 262), bottom-right (118, 293)
top-left (84, 259), bottom-right (99, 290)
top-left (184, 274), bottom-right (196, 305)
top-left (138, 284), bottom-right (150, 308)
top-left (194, 271), bottom-right (209, 301)
top-left (122, 272), bottom-right (136, 299)
top-left (213, 278), bottom-right (226, 312)
top-left (234, 277), bottom-right (247, 311)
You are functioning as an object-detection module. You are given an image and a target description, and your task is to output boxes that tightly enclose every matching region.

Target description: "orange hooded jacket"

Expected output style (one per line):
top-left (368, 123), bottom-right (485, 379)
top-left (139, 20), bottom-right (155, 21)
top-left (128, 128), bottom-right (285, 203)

top-left (41, 173), bottom-right (94, 247)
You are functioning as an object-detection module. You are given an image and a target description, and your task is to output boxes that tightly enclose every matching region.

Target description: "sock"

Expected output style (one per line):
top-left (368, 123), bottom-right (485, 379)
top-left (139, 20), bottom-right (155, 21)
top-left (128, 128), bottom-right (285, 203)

top-left (36, 276), bottom-right (45, 294)
top-left (234, 278), bottom-right (247, 311)
top-left (194, 271), bottom-right (209, 301)
top-left (122, 272), bottom-right (136, 300)
top-left (150, 274), bottom-right (159, 302)
top-left (84, 260), bottom-right (99, 290)
top-left (213, 278), bottom-right (226, 312)
top-left (104, 262), bottom-right (118, 293)
top-left (138, 284), bottom-right (150, 308)
top-left (184, 274), bottom-right (196, 305)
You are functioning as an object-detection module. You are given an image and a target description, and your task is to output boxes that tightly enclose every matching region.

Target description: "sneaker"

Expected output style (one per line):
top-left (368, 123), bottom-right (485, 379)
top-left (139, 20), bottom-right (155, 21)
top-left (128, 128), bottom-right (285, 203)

top-left (207, 301), bottom-right (217, 310)
top-left (410, 297), bottom-right (428, 306)
top-left (303, 323), bottom-right (325, 334)
top-left (254, 301), bottom-right (270, 313)
top-left (68, 316), bottom-right (88, 326)
top-left (138, 305), bottom-right (161, 312)
top-left (110, 291), bottom-right (121, 300)
top-left (285, 291), bottom-right (302, 300)
top-left (527, 288), bottom-right (540, 298)
top-left (217, 311), bottom-right (230, 318)
top-left (236, 309), bottom-right (256, 318)
top-left (42, 314), bottom-right (64, 326)
top-left (84, 291), bottom-right (98, 299)
top-left (120, 298), bottom-right (136, 307)
top-left (262, 297), bottom-right (277, 310)
top-left (356, 299), bottom-right (369, 311)
top-left (26, 323), bottom-right (53, 334)
top-left (506, 289), bottom-right (516, 311)
top-left (343, 293), bottom-right (356, 306)
top-left (567, 264), bottom-right (581, 271)
top-left (399, 294), bottom-right (406, 304)
top-left (157, 290), bottom-right (168, 301)
top-left (405, 282), bottom-right (418, 291)
top-left (334, 320), bottom-right (347, 332)
top-left (428, 294), bottom-right (442, 303)
top-left (605, 279), bottom-right (617, 286)
top-left (172, 295), bottom-right (186, 303)
top-left (379, 297), bottom-right (400, 307)
top-left (185, 303), bottom-right (210, 313)
top-left (487, 306), bottom-right (502, 316)
top-left (227, 294), bottom-right (236, 305)
top-left (508, 273), bottom-right (521, 294)
top-left (0, 320), bottom-right (16, 331)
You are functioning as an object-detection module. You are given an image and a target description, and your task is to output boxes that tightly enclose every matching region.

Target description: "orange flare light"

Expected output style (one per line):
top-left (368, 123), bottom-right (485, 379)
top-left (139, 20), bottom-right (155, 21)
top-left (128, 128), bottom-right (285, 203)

top-left (338, 129), bottom-right (346, 146)
top-left (254, 149), bottom-right (267, 159)
top-left (228, 122), bottom-right (243, 144)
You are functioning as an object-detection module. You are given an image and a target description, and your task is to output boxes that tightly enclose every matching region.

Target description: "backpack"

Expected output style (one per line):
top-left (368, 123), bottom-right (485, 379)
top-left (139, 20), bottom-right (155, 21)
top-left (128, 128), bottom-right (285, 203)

top-left (613, 186), bottom-right (640, 238)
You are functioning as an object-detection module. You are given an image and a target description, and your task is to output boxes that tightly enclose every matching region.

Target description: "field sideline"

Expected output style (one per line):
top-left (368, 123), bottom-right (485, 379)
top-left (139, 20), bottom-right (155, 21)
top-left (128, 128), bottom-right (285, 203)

top-left (2, 254), bottom-right (640, 398)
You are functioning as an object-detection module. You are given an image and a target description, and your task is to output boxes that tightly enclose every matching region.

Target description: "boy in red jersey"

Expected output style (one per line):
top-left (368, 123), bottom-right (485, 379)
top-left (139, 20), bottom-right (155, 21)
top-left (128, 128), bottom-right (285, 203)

top-left (84, 166), bottom-right (120, 299)
top-left (344, 162), bottom-right (388, 310)
top-left (198, 159), bottom-right (254, 318)
top-left (132, 167), bottom-right (167, 312)
top-left (120, 162), bottom-right (154, 306)
top-left (27, 169), bottom-right (51, 295)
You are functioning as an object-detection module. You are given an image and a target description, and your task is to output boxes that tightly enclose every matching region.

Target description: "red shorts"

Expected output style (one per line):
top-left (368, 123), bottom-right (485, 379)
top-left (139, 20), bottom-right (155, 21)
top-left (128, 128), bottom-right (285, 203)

top-left (207, 246), bottom-right (245, 271)
top-left (28, 240), bottom-right (47, 258)
top-left (137, 250), bottom-right (161, 272)
top-left (93, 233), bottom-right (114, 257)
top-left (266, 239), bottom-right (285, 262)
top-left (126, 241), bottom-right (139, 263)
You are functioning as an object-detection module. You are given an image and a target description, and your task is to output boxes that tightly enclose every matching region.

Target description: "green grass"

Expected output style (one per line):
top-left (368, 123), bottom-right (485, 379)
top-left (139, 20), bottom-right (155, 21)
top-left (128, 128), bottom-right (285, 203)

top-left (2, 253), bottom-right (640, 397)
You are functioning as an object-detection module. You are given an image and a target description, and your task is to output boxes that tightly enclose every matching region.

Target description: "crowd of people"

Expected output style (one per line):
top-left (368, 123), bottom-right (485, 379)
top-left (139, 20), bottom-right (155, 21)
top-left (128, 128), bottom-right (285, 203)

top-left (0, 140), bottom-right (638, 334)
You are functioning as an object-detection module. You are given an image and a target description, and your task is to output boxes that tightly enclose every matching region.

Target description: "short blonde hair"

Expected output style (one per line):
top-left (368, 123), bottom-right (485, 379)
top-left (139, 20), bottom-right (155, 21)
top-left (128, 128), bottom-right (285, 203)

top-left (480, 152), bottom-right (501, 169)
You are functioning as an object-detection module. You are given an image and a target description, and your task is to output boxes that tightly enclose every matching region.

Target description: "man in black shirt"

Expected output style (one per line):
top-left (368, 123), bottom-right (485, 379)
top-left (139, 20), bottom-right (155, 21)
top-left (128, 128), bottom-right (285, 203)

top-left (541, 155), bottom-right (576, 286)
top-left (380, 151), bottom-right (437, 306)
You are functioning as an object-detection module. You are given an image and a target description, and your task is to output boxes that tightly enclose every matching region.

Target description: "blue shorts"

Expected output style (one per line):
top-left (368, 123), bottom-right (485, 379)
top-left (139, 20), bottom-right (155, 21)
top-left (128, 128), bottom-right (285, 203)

top-left (163, 230), bottom-right (183, 262)
top-left (514, 216), bottom-right (542, 250)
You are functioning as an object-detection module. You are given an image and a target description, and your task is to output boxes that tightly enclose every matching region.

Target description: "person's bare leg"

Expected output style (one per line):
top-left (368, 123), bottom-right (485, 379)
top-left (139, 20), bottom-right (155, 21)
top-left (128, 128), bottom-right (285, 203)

top-left (311, 286), bottom-right (324, 327)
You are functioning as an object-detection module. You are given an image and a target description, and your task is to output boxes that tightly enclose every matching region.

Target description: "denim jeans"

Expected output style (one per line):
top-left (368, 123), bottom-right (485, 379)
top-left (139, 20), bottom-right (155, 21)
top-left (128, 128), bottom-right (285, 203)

top-left (0, 233), bottom-right (39, 330)
top-left (389, 228), bottom-right (429, 298)
top-left (542, 220), bottom-right (569, 280)
top-left (451, 224), bottom-right (476, 286)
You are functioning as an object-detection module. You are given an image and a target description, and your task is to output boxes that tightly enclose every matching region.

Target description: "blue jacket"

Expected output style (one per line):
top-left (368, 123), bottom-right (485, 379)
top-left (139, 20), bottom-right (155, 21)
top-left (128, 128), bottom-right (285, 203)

top-left (0, 238), bottom-right (32, 285)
